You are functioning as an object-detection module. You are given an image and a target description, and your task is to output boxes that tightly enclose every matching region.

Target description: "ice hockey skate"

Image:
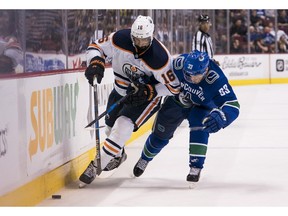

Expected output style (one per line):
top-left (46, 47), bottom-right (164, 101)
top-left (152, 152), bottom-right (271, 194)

top-left (103, 148), bottom-right (127, 171)
top-left (187, 167), bottom-right (202, 189)
top-left (79, 160), bottom-right (97, 187)
top-left (133, 158), bottom-right (149, 177)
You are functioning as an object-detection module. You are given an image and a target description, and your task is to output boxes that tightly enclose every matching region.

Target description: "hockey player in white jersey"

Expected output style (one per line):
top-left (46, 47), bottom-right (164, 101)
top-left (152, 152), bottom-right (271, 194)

top-left (79, 15), bottom-right (180, 185)
top-left (133, 50), bottom-right (240, 184)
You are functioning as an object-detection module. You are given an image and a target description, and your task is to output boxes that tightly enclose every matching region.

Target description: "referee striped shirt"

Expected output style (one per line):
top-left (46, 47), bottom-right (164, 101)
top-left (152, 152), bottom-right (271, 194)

top-left (192, 30), bottom-right (214, 58)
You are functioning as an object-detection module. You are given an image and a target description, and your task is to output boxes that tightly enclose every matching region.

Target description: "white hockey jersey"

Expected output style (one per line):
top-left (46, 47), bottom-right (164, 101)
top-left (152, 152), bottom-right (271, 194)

top-left (86, 29), bottom-right (180, 97)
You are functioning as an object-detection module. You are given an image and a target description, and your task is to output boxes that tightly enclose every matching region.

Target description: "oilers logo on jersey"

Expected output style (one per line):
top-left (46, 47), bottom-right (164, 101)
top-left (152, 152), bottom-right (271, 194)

top-left (122, 63), bottom-right (150, 84)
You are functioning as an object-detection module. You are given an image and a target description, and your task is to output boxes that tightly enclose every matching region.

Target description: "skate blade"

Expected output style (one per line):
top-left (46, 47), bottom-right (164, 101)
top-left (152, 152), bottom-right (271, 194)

top-left (130, 172), bottom-right (137, 178)
top-left (78, 182), bottom-right (87, 188)
top-left (98, 170), bottom-right (116, 178)
top-left (188, 182), bottom-right (197, 189)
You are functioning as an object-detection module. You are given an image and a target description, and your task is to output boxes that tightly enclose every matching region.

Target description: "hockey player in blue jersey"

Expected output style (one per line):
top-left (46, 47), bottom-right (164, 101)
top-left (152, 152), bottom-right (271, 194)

top-left (133, 50), bottom-right (240, 183)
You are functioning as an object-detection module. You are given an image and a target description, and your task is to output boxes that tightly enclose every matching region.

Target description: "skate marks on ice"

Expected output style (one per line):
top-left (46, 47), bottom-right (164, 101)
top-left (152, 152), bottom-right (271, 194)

top-left (39, 84), bottom-right (288, 206)
top-left (76, 175), bottom-right (194, 191)
top-left (78, 169), bottom-right (118, 188)
top-left (43, 173), bottom-right (280, 207)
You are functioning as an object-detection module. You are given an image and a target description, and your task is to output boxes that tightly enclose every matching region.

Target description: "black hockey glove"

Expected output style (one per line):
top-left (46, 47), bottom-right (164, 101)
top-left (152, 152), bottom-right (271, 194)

top-left (202, 108), bottom-right (227, 133)
top-left (85, 56), bottom-right (105, 86)
top-left (124, 83), bottom-right (157, 106)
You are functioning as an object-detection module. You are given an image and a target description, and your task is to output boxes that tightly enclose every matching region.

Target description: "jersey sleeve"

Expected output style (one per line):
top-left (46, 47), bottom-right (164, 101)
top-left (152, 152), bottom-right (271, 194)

top-left (192, 31), bottom-right (201, 52)
top-left (212, 80), bottom-right (240, 128)
top-left (151, 59), bottom-right (181, 97)
top-left (192, 31), bottom-right (214, 58)
top-left (86, 32), bottom-right (114, 64)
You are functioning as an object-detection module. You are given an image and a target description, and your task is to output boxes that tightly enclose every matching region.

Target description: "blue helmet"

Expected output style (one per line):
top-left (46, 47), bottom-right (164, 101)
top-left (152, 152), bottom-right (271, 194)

top-left (183, 50), bottom-right (209, 81)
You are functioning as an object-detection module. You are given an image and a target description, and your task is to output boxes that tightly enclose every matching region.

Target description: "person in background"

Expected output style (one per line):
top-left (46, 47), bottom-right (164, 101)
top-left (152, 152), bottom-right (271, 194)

top-left (192, 14), bottom-right (219, 65)
top-left (0, 54), bottom-right (15, 74)
top-left (133, 50), bottom-right (240, 184)
top-left (0, 11), bottom-right (23, 74)
top-left (79, 15), bottom-right (180, 185)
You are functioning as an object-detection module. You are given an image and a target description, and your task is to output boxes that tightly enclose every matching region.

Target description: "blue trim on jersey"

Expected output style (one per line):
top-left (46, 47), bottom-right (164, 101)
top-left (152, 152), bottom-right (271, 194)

top-left (114, 71), bottom-right (131, 82)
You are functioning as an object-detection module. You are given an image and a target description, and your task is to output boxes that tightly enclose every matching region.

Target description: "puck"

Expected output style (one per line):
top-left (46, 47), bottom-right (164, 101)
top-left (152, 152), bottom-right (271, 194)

top-left (52, 194), bottom-right (61, 199)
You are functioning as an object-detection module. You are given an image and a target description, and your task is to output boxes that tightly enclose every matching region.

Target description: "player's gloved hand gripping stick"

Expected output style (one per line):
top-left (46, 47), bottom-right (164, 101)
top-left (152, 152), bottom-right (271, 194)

top-left (190, 108), bottom-right (227, 133)
top-left (85, 82), bottom-right (154, 128)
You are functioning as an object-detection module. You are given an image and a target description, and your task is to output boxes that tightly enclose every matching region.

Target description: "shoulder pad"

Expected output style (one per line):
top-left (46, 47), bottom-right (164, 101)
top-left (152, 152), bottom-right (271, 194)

top-left (112, 29), bottom-right (135, 52)
top-left (205, 70), bottom-right (220, 84)
top-left (141, 39), bottom-right (170, 70)
top-left (173, 54), bottom-right (187, 70)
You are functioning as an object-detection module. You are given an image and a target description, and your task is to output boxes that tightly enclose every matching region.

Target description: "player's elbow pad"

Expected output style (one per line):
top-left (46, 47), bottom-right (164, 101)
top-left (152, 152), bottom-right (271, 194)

top-left (222, 107), bottom-right (240, 128)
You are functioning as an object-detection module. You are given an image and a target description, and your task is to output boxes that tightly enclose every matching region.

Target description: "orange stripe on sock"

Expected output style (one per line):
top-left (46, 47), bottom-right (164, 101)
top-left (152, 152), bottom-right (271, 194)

top-left (104, 141), bottom-right (119, 154)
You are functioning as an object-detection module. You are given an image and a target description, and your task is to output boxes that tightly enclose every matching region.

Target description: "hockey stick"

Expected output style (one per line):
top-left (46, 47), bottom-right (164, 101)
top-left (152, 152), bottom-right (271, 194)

top-left (93, 83), bottom-right (102, 176)
top-left (85, 125), bottom-right (105, 131)
top-left (190, 126), bottom-right (205, 131)
top-left (85, 82), bottom-right (140, 129)
top-left (85, 93), bottom-right (130, 128)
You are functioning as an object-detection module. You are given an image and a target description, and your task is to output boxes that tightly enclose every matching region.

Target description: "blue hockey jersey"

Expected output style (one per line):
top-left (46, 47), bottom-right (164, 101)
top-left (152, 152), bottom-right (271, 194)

top-left (172, 53), bottom-right (240, 128)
